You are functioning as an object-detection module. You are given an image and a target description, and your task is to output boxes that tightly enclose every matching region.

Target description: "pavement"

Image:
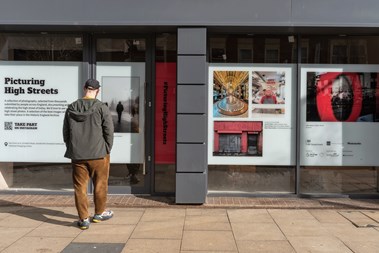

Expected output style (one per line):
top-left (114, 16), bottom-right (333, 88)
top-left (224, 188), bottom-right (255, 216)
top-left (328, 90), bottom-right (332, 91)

top-left (1, 194), bottom-right (379, 252)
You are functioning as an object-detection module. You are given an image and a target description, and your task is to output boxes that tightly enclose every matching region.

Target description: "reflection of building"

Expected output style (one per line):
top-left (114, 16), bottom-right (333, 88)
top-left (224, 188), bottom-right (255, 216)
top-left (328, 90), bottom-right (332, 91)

top-left (213, 121), bottom-right (263, 156)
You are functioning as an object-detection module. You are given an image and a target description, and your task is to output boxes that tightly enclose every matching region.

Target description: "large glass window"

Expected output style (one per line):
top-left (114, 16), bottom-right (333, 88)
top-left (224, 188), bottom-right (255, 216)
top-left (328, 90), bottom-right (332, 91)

top-left (96, 37), bottom-right (147, 191)
top-left (300, 35), bottom-right (379, 195)
top-left (300, 35), bottom-right (379, 64)
top-left (209, 35), bottom-right (296, 64)
top-left (208, 34), bottom-right (297, 194)
top-left (0, 33), bottom-right (83, 191)
top-left (0, 33), bottom-right (83, 61)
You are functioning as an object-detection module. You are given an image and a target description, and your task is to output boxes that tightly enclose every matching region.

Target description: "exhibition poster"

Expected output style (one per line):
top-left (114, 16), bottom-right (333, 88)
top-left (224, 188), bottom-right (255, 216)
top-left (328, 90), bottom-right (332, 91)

top-left (155, 63), bottom-right (176, 164)
top-left (0, 62), bottom-right (81, 162)
top-left (208, 65), bottom-right (296, 166)
top-left (300, 66), bottom-right (379, 166)
top-left (96, 62), bottom-right (145, 164)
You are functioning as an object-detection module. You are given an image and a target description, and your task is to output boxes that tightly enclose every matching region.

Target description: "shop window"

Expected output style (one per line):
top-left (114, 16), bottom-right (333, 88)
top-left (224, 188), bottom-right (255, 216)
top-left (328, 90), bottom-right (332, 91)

top-left (300, 36), bottom-right (379, 195)
top-left (208, 35), bottom-right (296, 194)
top-left (238, 38), bottom-right (253, 63)
top-left (209, 35), bottom-right (296, 64)
top-left (301, 36), bottom-right (379, 64)
top-left (218, 134), bottom-right (242, 154)
top-left (210, 38), bottom-right (227, 62)
top-left (0, 33), bottom-right (83, 191)
top-left (292, 39), bottom-right (309, 63)
top-left (0, 33), bottom-right (83, 61)
top-left (96, 38), bottom-right (146, 62)
top-left (330, 39), bottom-right (367, 64)
top-left (264, 39), bottom-right (280, 63)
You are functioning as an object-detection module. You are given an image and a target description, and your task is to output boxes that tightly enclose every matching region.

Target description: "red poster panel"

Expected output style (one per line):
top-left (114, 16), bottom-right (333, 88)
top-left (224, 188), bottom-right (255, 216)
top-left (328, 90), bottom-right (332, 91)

top-left (155, 63), bottom-right (176, 164)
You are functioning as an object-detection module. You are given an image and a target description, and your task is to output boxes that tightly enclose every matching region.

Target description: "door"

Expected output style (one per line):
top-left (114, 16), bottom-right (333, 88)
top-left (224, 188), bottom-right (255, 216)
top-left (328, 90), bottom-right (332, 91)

top-left (94, 35), bottom-right (152, 194)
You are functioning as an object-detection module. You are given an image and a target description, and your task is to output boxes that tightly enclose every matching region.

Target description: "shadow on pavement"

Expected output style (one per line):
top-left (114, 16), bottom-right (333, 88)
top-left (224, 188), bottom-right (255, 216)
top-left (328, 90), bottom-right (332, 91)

top-left (0, 199), bottom-right (78, 226)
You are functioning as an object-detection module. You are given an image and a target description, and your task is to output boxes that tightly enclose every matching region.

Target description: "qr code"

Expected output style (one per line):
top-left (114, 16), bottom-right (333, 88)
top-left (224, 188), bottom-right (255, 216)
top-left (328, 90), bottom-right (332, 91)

top-left (4, 122), bottom-right (13, 130)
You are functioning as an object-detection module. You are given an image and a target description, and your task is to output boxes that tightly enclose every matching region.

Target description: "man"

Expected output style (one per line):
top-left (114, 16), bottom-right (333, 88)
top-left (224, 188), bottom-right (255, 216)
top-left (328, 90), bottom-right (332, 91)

top-left (63, 79), bottom-right (114, 230)
top-left (116, 101), bottom-right (124, 123)
top-left (260, 89), bottom-right (278, 104)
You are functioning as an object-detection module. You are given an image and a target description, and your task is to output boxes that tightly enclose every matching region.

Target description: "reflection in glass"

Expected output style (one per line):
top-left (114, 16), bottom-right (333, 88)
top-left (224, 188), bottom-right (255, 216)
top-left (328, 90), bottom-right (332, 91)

top-left (301, 167), bottom-right (378, 194)
top-left (208, 165), bottom-right (295, 193)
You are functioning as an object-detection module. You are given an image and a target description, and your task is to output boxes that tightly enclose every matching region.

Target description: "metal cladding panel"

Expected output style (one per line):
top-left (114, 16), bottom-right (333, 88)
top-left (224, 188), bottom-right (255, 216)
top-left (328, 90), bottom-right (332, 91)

top-left (176, 172), bottom-right (207, 204)
top-left (178, 56), bottom-right (206, 84)
top-left (178, 28), bottom-right (206, 55)
top-left (0, 0), bottom-right (291, 26)
top-left (177, 144), bottom-right (207, 172)
top-left (2, 0), bottom-right (379, 27)
top-left (291, 0), bottom-right (379, 26)
top-left (177, 85), bottom-right (207, 114)
top-left (177, 115), bottom-right (207, 143)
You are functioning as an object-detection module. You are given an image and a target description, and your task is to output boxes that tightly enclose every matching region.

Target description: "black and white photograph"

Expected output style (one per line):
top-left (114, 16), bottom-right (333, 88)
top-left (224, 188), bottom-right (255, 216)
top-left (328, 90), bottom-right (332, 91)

top-left (102, 76), bottom-right (140, 133)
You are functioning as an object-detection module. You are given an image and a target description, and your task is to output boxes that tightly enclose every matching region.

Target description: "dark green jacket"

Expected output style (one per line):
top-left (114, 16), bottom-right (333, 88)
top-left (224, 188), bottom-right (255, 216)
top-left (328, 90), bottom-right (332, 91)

top-left (63, 98), bottom-right (114, 160)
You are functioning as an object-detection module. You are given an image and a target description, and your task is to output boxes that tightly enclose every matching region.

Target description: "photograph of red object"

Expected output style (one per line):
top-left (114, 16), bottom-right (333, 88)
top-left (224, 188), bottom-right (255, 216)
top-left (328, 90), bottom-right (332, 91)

top-left (306, 72), bottom-right (379, 122)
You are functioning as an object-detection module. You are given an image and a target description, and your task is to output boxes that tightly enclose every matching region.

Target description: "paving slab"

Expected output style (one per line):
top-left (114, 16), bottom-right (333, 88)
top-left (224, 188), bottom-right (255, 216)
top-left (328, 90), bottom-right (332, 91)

top-left (362, 210), bottom-right (379, 223)
top-left (1, 236), bottom-right (73, 253)
top-left (275, 219), bottom-right (330, 237)
top-left (140, 208), bottom-right (185, 222)
top-left (0, 227), bottom-right (34, 249)
top-left (0, 213), bottom-right (47, 228)
top-left (181, 230), bottom-right (237, 251)
top-left (122, 239), bottom-right (181, 253)
top-left (26, 222), bottom-right (82, 238)
top-left (268, 209), bottom-right (316, 221)
top-left (343, 241), bottom-right (379, 253)
top-left (309, 210), bottom-right (351, 223)
top-left (322, 223), bottom-right (379, 242)
top-left (236, 240), bottom-right (295, 253)
top-left (288, 236), bottom-right (353, 253)
top-left (186, 208), bottom-right (227, 216)
top-left (184, 214), bottom-right (231, 231)
top-left (232, 222), bottom-right (286, 241)
top-left (74, 224), bottom-right (135, 243)
top-left (228, 209), bottom-right (273, 223)
top-left (131, 219), bottom-right (184, 239)
top-left (339, 210), bottom-right (379, 227)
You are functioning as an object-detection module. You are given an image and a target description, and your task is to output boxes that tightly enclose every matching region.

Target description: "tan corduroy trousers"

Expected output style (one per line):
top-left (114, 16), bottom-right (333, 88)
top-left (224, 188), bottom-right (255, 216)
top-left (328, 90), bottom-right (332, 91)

top-left (72, 154), bottom-right (110, 220)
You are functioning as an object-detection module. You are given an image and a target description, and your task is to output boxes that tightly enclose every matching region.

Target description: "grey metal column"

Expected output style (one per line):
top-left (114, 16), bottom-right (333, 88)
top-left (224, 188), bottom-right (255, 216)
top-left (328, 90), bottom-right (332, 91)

top-left (176, 28), bottom-right (208, 204)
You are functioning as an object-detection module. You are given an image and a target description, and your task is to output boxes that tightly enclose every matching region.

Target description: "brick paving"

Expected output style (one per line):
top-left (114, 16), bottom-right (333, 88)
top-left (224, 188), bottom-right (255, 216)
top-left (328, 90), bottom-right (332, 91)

top-left (0, 194), bottom-right (378, 210)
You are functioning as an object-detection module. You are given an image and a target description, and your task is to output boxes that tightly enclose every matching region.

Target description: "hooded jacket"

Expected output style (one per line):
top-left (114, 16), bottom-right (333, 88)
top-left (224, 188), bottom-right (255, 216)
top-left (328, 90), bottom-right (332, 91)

top-left (63, 98), bottom-right (114, 160)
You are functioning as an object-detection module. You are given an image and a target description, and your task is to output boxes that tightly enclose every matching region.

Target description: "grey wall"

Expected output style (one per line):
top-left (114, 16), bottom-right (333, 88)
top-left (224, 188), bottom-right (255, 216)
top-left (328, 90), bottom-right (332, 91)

top-left (2, 0), bottom-right (379, 27)
top-left (176, 28), bottom-right (207, 204)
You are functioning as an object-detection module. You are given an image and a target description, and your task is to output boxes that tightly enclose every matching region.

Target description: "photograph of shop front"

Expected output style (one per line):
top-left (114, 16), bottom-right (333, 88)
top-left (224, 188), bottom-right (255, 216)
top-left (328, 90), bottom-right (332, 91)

top-left (1, 0), bottom-right (379, 203)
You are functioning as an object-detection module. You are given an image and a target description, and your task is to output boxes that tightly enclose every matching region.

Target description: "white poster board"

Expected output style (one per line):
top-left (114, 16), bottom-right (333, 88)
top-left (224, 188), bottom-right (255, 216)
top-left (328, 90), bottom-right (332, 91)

top-left (208, 64), bottom-right (296, 165)
top-left (96, 62), bottom-right (145, 164)
top-left (0, 62), bottom-right (81, 162)
top-left (300, 65), bottom-right (379, 166)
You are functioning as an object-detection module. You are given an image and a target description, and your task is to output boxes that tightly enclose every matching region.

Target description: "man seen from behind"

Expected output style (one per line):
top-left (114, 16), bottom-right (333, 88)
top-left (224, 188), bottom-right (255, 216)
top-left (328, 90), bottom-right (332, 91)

top-left (63, 79), bottom-right (114, 230)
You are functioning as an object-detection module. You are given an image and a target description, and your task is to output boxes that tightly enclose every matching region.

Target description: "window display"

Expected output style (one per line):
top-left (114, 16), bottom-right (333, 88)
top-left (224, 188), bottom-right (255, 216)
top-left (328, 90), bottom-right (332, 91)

top-left (208, 65), bottom-right (296, 165)
top-left (301, 66), bottom-right (379, 166)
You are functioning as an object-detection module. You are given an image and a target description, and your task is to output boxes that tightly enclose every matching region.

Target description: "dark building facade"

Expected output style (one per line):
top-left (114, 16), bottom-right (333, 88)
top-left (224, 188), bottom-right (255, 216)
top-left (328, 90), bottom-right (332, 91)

top-left (1, 0), bottom-right (379, 203)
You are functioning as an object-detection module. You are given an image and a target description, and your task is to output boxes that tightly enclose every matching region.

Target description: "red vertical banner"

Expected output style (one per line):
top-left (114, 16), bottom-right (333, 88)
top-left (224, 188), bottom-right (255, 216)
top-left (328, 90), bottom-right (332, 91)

top-left (155, 63), bottom-right (176, 164)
